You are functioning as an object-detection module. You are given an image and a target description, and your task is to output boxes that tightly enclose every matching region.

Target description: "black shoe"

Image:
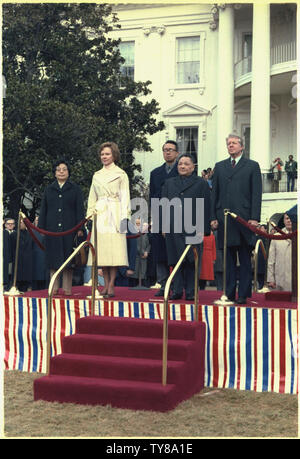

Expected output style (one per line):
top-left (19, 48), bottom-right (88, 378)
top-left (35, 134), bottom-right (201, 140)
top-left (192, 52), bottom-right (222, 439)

top-left (237, 297), bottom-right (247, 304)
top-left (227, 295), bottom-right (236, 302)
top-left (170, 293), bottom-right (183, 300)
top-left (185, 296), bottom-right (194, 301)
top-left (154, 289), bottom-right (164, 297)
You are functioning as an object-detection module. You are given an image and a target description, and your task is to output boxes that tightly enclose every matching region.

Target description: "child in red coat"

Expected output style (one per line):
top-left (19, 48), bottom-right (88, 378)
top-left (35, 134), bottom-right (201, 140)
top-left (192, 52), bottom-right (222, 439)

top-left (199, 231), bottom-right (216, 289)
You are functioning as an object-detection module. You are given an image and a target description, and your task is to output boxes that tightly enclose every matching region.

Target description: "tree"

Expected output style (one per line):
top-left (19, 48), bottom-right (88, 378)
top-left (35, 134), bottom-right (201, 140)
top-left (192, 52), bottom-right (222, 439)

top-left (3, 3), bottom-right (164, 219)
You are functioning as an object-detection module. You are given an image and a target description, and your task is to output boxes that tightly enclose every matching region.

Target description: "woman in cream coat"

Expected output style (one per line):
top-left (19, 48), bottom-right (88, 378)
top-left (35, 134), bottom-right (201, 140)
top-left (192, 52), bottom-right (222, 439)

top-left (87, 142), bottom-right (131, 297)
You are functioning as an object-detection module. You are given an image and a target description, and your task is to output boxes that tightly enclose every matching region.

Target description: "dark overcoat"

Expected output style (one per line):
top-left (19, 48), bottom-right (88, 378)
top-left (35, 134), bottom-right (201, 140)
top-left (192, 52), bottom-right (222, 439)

top-left (161, 174), bottom-right (211, 265)
top-left (149, 163), bottom-right (179, 263)
top-left (211, 156), bottom-right (262, 248)
top-left (11, 229), bottom-right (33, 282)
top-left (3, 229), bottom-right (12, 286)
top-left (38, 179), bottom-right (85, 270)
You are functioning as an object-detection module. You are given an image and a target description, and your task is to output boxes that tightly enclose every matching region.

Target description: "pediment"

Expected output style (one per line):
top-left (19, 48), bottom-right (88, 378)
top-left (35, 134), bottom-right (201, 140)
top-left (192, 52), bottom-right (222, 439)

top-left (163, 102), bottom-right (210, 117)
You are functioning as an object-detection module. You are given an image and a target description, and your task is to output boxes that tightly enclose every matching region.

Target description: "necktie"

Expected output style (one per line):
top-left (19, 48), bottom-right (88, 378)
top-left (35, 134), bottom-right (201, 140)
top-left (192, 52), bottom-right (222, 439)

top-left (232, 159), bottom-right (236, 168)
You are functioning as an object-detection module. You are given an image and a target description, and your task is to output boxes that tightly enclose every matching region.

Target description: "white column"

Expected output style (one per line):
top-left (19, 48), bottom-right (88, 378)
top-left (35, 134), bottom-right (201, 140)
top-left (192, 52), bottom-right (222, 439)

top-left (217, 5), bottom-right (235, 161)
top-left (250, 4), bottom-right (270, 171)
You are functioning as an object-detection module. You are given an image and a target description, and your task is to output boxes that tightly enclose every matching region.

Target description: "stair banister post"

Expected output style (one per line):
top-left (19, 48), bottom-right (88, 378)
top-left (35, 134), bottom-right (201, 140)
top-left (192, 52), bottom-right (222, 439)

top-left (162, 244), bottom-right (191, 386)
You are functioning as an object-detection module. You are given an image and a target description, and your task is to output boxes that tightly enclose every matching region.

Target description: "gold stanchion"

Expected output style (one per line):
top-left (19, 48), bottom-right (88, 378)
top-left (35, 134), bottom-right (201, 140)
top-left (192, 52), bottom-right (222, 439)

top-left (46, 240), bottom-right (96, 375)
top-left (214, 209), bottom-right (234, 305)
top-left (4, 210), bottom-right (24, 296)
top-left (192, 246), bottom-right (199, 322)
top-left (162, 244), bottom-right (192, 386)
top-left (87, 212), bottom-right (103, 301)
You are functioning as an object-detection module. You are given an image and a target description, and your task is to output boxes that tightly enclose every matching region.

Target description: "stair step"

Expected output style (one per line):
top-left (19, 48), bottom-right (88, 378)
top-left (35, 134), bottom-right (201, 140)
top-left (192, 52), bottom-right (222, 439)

top-left (62, 334), bottom-right (193, 361)
top-left (50, 353), bottom-right (185, 383)
top-left (34, 374), bottom-right (180, 411)
top-left (76, 316), bottom-right (199, 340)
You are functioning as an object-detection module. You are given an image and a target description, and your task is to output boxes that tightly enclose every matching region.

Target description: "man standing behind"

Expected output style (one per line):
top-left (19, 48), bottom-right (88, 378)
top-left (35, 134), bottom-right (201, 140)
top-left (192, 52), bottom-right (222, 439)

top-left (210, 134), bottom-right (262, 304)
top-left (149, 140), bottom-right (180, 296)
top-left (285, 155), bottom-right (297, 192)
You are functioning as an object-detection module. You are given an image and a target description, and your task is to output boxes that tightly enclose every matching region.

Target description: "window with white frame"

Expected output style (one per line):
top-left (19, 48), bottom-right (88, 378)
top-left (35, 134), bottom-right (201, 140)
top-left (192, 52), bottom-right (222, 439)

top-left (119, 41), bottom-right (135, 79)
top-left (176, 36), bottom-right (200, 85)
top-left (176, 127), bottom-right (198, 166)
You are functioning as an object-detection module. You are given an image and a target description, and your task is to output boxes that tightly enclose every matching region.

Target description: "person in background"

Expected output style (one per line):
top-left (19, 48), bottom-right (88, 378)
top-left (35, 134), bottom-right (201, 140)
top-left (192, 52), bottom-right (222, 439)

top-left (267, 213), bottom-right (292, 291)
top-left (199, 230), bottom-right (216, 290)
top-left (4, 218), bottom-right (15, 234)
top-left (285, 155), bottom-right (297, 192)
top-left (38, 159), bottom-right (85, 295)
top-left (149, 140), bottom-right (180, 296)
top-left (132, 220), bottom-right (151, 287)
top-left (115, 225), bottom-right (138, 287)
top-left (31, 216), bottom-right (47, 290)
top-left (271, 157), bottom-right (283, 192)
top-left (3, 219), bottom-right (12, 291)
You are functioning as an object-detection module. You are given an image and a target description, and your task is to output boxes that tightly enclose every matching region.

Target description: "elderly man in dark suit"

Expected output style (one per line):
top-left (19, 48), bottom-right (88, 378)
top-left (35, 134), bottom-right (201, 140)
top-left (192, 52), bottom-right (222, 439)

top-left (210, 134), bottom-right (262, 304)
top-left (161, 154), bottom-right (211, 300)
top-left (149, 140), bottom-right (180, 296)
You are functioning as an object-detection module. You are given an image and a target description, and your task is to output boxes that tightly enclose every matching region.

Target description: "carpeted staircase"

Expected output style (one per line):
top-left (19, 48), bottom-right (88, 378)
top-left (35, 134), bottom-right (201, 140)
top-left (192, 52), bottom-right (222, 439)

top-left (34, 315), bottom-right (206, 412)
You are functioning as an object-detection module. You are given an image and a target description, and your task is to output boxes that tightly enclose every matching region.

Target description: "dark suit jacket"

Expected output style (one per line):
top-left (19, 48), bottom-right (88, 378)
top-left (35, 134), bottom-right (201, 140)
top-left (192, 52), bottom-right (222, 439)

top-left (211, 155), bottom-right (262, 248)
top-left (161, 174), bottom-right (211, 265)
top-left (149, 162), bottom-right (179, 263)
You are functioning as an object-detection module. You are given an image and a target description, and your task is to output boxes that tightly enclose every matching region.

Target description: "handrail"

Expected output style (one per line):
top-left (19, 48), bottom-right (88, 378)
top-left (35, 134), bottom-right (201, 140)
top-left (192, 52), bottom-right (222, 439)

top-left (253, 238), bottom-right (267, 292)
top-left (46, 240), bottom-right (97, 375)
top-left (162, 244), bottom-right (199, 386)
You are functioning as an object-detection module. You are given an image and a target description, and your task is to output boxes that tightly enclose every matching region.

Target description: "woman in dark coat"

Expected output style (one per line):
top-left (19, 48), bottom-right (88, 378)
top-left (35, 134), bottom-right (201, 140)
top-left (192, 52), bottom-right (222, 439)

top-left (38, 160), bottom-right (85, 295)
top-left (161, 154), bottom-right (211, 300)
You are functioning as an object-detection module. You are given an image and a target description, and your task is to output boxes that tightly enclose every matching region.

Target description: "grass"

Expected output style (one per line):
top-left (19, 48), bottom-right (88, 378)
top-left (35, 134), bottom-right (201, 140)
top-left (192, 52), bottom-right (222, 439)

top-left (2, 370), bottom-right (298, 439)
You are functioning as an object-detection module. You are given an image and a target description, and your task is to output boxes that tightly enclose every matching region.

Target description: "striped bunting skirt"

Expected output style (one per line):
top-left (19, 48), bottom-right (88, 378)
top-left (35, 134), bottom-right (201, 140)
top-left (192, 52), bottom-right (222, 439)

top-left (3, 295), bottom-right (298, 394)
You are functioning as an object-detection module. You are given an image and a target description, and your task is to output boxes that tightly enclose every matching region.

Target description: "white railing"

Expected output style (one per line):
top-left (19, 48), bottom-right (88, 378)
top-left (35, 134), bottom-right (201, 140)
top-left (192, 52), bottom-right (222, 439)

top-left (235, 40), bottom-right (296, 81)
top-left (271, 40), bottom-right (297, 66)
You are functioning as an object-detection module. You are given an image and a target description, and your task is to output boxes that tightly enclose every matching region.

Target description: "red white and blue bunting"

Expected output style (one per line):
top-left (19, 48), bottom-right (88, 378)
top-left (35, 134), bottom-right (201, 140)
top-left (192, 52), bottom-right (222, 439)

top-left (3, 295), bottom-right (298, 394)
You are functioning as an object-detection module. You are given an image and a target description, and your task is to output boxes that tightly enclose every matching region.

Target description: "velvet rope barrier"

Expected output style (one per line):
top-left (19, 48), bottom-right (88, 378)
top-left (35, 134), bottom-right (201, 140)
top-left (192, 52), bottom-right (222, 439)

top-left (23, 212), bottom-right (142, 251)
top-left (228, 211), bottom-right (297, 240)
top-left (23, 216), bottom-right (89, 237)
top-left (22, 214), bottom-right (92, 251)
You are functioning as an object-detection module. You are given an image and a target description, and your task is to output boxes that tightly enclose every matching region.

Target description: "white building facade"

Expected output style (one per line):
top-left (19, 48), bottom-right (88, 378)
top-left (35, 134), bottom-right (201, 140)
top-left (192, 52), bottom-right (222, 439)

top-left (109, 3), bottom-right (298, 222)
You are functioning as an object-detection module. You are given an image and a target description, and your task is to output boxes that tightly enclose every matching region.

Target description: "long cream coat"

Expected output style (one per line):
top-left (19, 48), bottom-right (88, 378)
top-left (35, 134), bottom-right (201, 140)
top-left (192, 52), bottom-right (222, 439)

top-left (87, 163), bottom-right (131, 267)
top-left (267, 228), bottom-right (292, 291)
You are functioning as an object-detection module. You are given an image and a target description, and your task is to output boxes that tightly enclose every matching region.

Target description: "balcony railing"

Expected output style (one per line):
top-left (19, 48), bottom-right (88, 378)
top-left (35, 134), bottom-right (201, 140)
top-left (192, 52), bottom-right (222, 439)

top-left (262, 171), bottom-right (297, 193)
top-left (235, 40), bottom-right (296, 80)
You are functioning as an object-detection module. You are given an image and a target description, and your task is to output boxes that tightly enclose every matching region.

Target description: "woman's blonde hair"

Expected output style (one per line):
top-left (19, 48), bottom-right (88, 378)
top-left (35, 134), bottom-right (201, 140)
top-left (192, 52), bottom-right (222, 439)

top-left (99, 142), bottom-right (120, 163)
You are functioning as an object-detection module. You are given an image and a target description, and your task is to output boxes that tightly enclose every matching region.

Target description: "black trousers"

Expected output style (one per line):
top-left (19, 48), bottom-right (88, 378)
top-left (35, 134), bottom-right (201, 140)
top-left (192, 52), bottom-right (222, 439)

top-left (226, 243), bottom-right (253, 300)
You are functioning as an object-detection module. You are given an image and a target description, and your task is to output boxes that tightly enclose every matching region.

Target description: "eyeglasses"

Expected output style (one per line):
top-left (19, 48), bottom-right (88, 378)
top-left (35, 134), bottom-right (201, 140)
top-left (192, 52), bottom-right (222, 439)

top-left (56, 168), bottom-right (68, 172)
top-left (163, 148), bottom-right (177, 153)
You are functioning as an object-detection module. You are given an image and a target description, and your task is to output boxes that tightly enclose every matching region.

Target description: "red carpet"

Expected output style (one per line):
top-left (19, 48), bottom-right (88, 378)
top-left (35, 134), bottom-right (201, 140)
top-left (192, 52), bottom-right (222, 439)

top-left (23, 285), bottom-right (297, 310)
top-left (33, 316), bottom-right (206, 411)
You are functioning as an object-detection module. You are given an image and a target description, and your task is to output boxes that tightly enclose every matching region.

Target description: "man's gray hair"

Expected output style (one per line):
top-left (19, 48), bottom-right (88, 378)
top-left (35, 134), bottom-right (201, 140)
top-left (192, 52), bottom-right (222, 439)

top-left (226, 134), bottom-right (244, 147)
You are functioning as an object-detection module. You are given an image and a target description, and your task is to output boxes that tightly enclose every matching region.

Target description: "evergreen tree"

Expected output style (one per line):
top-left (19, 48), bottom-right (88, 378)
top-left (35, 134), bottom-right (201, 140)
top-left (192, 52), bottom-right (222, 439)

top-left (3, 3), bottom-right (164, 218)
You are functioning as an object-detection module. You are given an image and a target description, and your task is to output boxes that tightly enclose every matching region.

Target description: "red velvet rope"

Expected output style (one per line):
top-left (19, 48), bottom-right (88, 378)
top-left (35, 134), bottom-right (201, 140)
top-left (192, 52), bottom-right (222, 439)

top-left (24, 217), bottom-right (88, 237)
top-left (23, 216), bottom-right (142, 251)
top-left (233, 214), bottom-right (297, 240)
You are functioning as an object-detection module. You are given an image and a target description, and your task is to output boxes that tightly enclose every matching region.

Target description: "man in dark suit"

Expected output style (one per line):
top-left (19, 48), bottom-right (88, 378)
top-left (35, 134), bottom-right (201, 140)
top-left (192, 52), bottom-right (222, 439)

top-left (210, 134), bottom-right (262, 304)
top-left (149, 140), bottom-right (180, 296)
top-left (161, 154), bottom-right (211, 300)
